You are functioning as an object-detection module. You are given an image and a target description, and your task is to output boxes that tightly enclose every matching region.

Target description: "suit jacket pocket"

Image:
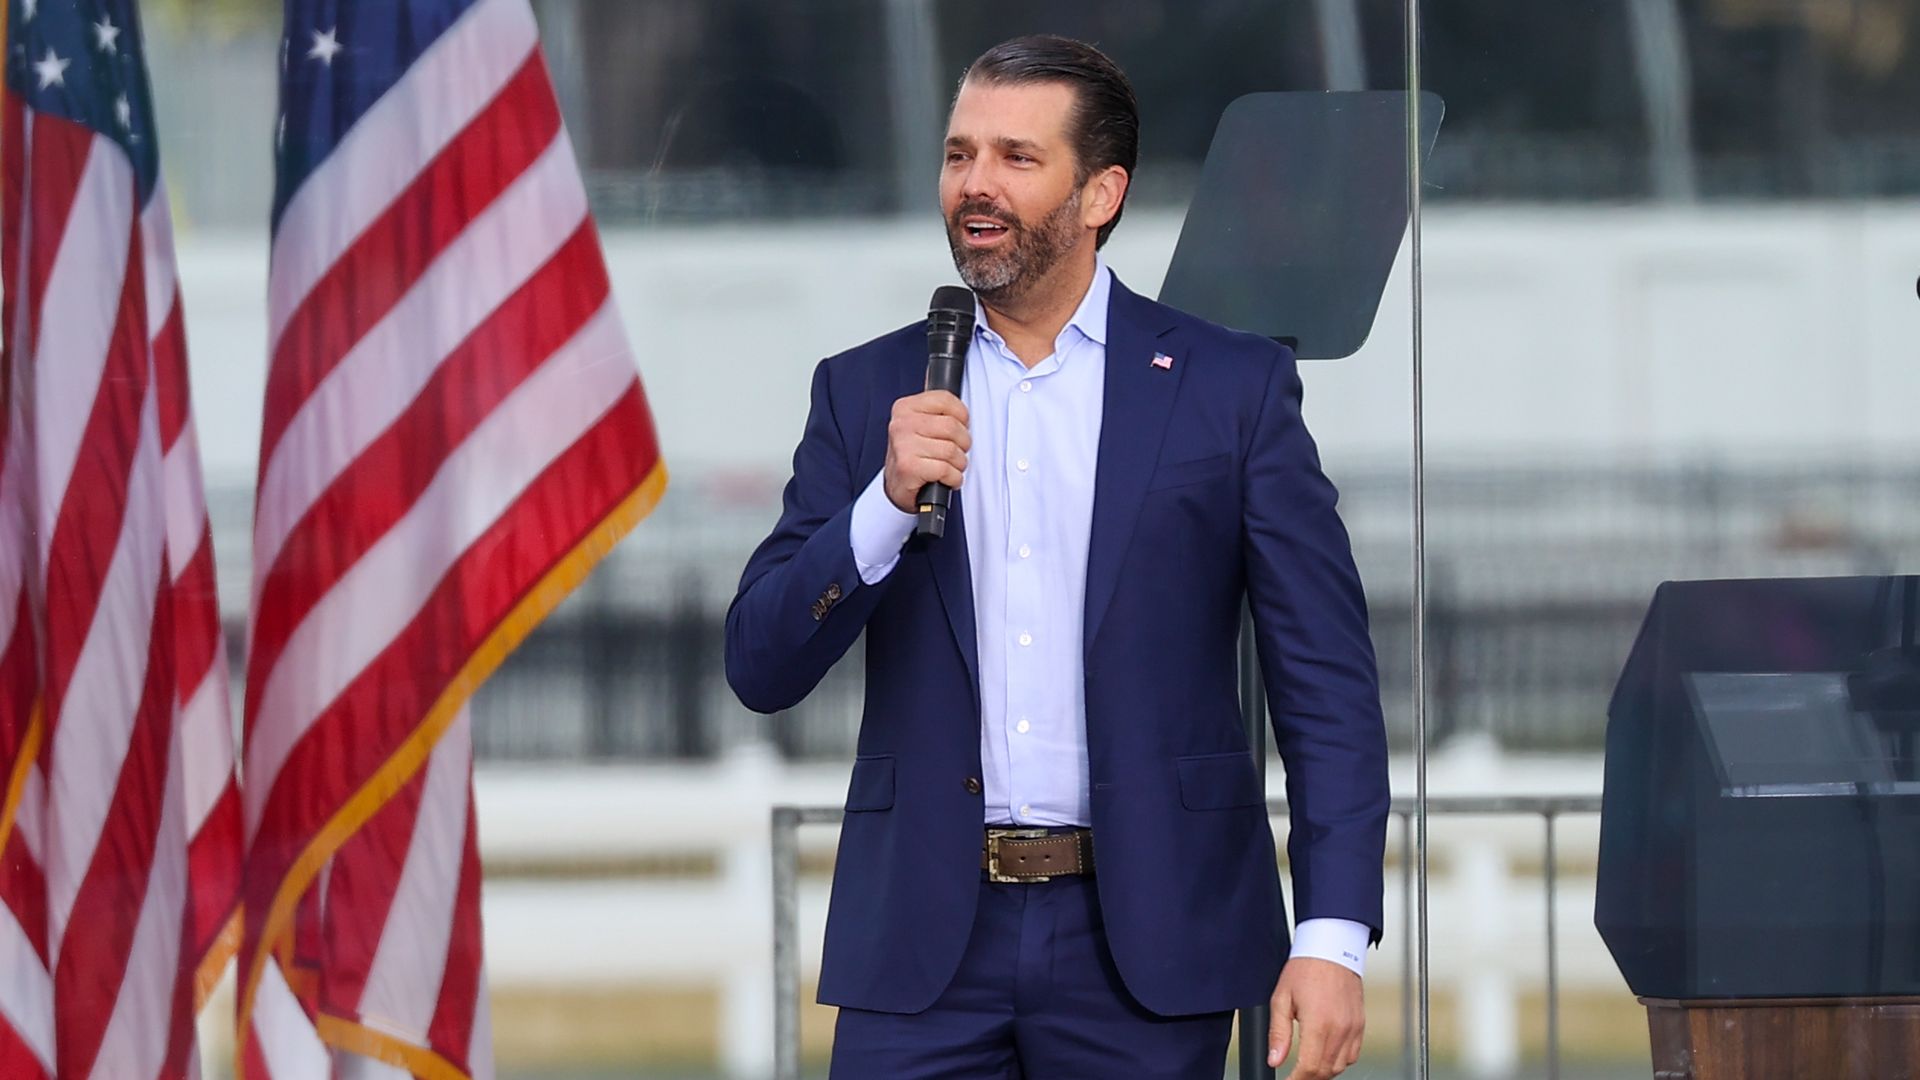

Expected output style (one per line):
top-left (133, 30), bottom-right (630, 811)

top-left (1176, 751), bottom-right (1265, 810)
top-left (845, 754), bottom-right (896, 812)
top-left (1146, 453), bottom-right (1232, 493)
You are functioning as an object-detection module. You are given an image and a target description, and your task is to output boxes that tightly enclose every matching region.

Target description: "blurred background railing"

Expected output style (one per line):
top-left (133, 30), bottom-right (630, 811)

top-left (204, 460), bottom-right (1920, 763)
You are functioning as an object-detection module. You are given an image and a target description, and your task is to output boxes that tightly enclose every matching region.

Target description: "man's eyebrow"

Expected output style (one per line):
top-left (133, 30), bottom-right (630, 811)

top-left (942, 135), bottom-right (1047, 154)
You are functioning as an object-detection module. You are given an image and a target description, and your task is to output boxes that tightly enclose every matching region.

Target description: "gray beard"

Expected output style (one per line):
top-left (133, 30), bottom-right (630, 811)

top-left (948, 190), bottom-right (1082, 303)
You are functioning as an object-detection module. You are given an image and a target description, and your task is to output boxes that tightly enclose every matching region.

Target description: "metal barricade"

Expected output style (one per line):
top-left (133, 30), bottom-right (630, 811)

top-left (771, 794), bottom-right (1603, 1080)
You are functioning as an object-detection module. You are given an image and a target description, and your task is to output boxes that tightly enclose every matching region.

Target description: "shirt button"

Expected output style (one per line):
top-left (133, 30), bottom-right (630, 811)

top-left (1019, 380), bottom-right (1032, 393)
top-left (1016, 719), bottom-right (1031, 734)
top-left (1019, 804), bottom-right (1032, 818)
top-left (1016, 459), bottom-right (1030, 472)
top-left (1018, 544), bottom-right (1031, 559)
top-left (1017, 632), bottom-right (1033, 647)
top-left (964, 777), bottom-right (982, 794)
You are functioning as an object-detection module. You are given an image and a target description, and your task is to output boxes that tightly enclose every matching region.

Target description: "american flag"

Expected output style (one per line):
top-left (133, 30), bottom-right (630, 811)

top-left (239, 0), bottom-right (665, 1075)
top-left (0, 0), bottom-right (241, 1077)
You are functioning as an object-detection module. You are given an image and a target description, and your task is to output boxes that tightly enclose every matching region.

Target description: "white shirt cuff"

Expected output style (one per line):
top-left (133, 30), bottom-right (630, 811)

top-left (849, 470), bottom-right (917, 585)
top-left (1289, 917), bottom-right (1370, 978)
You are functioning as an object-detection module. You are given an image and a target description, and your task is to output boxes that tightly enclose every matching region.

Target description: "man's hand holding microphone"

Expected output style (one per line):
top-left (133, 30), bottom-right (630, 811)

top-left (884, 391), bottom-right (970, 518)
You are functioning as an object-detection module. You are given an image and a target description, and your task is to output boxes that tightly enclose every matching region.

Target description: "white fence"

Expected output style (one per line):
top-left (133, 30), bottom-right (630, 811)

top-left (470, 738), bottom-right (1619, 1078)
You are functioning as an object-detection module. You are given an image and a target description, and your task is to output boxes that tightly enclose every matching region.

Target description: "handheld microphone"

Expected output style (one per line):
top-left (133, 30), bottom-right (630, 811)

top-left (916, 285), bottom-right (975, 539)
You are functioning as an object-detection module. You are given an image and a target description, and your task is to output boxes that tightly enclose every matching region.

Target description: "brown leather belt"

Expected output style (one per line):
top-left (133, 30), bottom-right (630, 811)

top-left (981, 827), bottom-right (1094, 883)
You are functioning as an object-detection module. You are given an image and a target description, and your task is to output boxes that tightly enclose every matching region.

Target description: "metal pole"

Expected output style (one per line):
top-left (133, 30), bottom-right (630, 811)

top-left (1623, 0), bottom-right (1698, 201)
top-left (1403, 0), bottom-right (1431, 1075)
top-left (1237, 606), bottom-right (1277, 1080)
top-left (1313, 0), bottom-right (1368, 91)
top-left (1401, 809), bottom-right (1414, 1078)
top-left (1544, 811), bottom-right (1561, 1080)
top-left (881, 0), bottom-right (941, 215)
top-left (772, 807), bottom-right (802, 1080)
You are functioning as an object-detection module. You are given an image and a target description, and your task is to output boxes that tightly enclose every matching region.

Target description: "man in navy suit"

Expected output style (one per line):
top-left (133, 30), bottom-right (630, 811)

top-left (727, 35), bottom-right (1389, 1079)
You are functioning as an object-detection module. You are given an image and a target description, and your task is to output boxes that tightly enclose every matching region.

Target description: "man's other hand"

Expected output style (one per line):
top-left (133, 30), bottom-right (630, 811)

top-left (884, 391), bottom-right (970, 513)
top-left (1268, 957), bottom-right (1364, 1079)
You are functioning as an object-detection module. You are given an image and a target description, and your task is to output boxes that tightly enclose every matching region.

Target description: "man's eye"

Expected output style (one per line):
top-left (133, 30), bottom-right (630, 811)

top-left (946, 152), bottom-right (969, 164)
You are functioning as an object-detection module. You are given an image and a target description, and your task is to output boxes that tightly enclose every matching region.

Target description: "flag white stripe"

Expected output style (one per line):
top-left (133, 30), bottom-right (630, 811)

top-left (255, 128), bottom-right (588, 585)
top-left (0, 901), bottom-right (54, 1074)
top-left (31, 137), bottom-right (134, 570)
top-left (244, 304), bottom-right (634, 832)
top-left (356, 709), bottom-right (471, 1041)
top-left (140, 188), bottom-right (179, 344)
top-left (86, 735), bottom-right (187, 1080)
top-left (179, 664), bottom-right (233, 838)
top-left (467, 962), bottom-right (494, 1080)
top-left (45, 388), bottom-right (166, 964)
top-left (163, 425), bottom-right (209, 583)
top-left (268, 0), bottom-right (537, 348)
top-left (254, 962), bottom-right (329, 1080)
top-left (16, 767), bottom-right (45, 868)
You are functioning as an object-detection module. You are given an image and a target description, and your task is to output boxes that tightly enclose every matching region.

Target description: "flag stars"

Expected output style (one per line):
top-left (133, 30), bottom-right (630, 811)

top-left (115, 95), bottom-right (132, 131)
top-left (94, 16), bottom-right (122, 54)
top-left (33, 47), bottom-right (68, 90)
top-left (22, 0), bottom-right (36, 20)
top-left (308, 27), bottom-right (342, 65)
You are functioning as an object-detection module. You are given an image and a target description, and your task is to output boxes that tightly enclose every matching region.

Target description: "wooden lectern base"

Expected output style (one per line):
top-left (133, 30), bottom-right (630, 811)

top-left (1642, 997), bottom-right (1920, 1079)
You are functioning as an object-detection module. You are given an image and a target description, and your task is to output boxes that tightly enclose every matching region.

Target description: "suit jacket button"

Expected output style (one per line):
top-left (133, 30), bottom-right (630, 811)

top-left (963, 777), bottom-right (982, 795)
top-left (825, 583), bottom-right (843, 601)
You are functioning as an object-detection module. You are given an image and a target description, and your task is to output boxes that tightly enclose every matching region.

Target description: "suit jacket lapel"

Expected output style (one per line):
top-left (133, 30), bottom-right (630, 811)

top-left (1084, 281), bottom-right (1182, 654)
top-left (896, 340), bottom-right (982, 705)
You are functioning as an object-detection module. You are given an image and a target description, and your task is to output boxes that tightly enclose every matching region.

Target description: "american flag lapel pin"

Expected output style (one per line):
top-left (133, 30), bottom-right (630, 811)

top-left (1151, 352), bottom-right (1174, 370)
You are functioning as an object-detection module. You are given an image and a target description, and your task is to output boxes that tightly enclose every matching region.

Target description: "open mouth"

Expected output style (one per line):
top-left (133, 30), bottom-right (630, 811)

top-left (960, 216), bottom-right (1013, 246)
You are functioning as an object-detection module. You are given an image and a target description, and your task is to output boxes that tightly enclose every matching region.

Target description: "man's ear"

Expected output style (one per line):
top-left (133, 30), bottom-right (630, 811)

top-left (1082, 165), bottom-right (1129, 233)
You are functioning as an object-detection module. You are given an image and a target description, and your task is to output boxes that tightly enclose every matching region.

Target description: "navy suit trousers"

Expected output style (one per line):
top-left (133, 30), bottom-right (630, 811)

top-left (829, 874), bottom-right (1234, 1079)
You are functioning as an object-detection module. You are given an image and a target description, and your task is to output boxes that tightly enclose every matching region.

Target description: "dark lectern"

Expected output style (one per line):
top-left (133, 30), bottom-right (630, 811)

top-left (1597, 576), bottom-right (1920, 1078)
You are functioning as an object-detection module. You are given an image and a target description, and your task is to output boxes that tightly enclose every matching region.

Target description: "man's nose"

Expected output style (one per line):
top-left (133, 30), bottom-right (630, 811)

top-left (958, 159), bottom-right (1001, 203)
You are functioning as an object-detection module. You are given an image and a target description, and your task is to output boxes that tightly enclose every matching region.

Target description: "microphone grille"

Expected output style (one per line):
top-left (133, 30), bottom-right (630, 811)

top-left (929, 285), bottom-right (975, 316)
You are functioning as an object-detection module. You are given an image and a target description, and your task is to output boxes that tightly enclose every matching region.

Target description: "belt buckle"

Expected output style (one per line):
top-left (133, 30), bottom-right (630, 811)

top-left (985, 827), bottom-right (1054, 883)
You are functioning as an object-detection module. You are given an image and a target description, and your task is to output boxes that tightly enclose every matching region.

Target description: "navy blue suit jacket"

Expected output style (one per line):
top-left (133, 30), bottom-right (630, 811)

top-left (726, 278), bottom-right (1389, 1017)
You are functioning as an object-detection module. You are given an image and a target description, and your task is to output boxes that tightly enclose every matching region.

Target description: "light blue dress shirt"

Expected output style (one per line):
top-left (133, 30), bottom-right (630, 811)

top-left (846, 260), bottom-right (1370, 977)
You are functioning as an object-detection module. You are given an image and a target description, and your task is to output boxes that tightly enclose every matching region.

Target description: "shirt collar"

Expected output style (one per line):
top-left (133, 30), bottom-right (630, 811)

top-left (973, 255), bottom-right (1113, 354)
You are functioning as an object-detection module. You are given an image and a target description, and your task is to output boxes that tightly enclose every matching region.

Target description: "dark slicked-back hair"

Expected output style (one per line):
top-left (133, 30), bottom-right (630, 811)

top-left (962, 35), bottom-right (1138, 249)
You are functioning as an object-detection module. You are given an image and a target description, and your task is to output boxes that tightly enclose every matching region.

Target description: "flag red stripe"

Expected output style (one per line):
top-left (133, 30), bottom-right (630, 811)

top-left (0, 1017), bottom-right (50, 1080)
top-left (317, 762), bottom-right (431, 1019)
top-left (259, 52), bottom-right (561, 467)
top-left (151, 297), bottom-right (191, 451)
top-left (0, 592), bottom-right (36, 745)
top-left (426, 801), bottom-right (485, 1065)
top-left (168, 525), bottom-right (221, 688)
top-left (242, 1026), bottom-right (271, 1080)
top-left (186, 787), bottom-right (241, 959)
top-left (0, 830), bottom-right (48, 968)
top-left (245, 389), bottom-right (656, 912)
top-left (158, 920), bottom-right (198, 1080)
top-left (20, 116), bottom-right (93, 361)
top-left (51, 585), bottom-right (174, 1079)
top-left (2, 97), bottom-right (26, 360)
top-left (37, 225), bottom-right (149, 719)
top-left (245, 221), bottom-right (610, 713)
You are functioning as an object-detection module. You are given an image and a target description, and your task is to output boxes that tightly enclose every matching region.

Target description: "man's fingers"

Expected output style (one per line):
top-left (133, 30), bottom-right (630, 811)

top-left (1267, 992), bottom-right (1294, 1069)
top-left (910, 390), bottom-right (969, 424)
top-left (1284, 1018), bottom-right (1332, 1080)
